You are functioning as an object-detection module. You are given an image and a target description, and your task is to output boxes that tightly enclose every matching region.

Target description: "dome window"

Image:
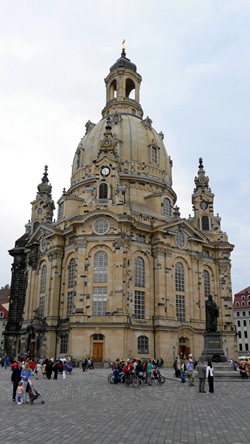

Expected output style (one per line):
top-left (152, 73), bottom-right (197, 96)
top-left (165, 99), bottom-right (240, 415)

top-left (151, 146), bottom-right (158, 164)
top-left (162, 198), bottom-right (172, 217)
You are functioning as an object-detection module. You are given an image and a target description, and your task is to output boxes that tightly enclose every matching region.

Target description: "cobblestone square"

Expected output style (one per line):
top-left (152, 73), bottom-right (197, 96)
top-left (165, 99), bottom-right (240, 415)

top-left (0, 367), bottom-right (249, 443)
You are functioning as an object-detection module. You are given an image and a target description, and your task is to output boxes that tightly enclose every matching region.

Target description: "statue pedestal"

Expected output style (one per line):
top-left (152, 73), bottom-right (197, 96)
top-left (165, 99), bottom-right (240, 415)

top-left (200, 331), bottom-right (227, 362)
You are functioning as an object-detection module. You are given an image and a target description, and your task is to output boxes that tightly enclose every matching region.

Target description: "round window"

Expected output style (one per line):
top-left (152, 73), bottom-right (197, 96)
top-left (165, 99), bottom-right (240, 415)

top-left (176, 230), bottom-right (185, 248)
top-left (93, 218), bottom-right (109, 235)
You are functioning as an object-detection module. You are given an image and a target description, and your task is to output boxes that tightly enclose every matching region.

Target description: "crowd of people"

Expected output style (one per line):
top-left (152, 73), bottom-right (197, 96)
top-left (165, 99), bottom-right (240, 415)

top-left (4, 354), bottom-right (77, 404)
top-left (110, 357), bottom-right (164, 385)
top-left (173, 355), bottom-right (215, 393)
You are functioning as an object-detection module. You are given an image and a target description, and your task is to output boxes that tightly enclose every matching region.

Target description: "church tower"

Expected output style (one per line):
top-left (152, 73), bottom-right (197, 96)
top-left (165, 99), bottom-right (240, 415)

top-left (5, 47), bottom-right (236, 362)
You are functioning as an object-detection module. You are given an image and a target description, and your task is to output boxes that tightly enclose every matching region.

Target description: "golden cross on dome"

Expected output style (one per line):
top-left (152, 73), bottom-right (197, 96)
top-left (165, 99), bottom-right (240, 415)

top-left (122, 39), bottom-right (126, 51)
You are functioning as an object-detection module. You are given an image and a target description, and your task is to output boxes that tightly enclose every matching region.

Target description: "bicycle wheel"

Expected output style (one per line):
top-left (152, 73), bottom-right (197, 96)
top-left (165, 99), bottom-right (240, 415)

top-left (159, 374), bottom-right (165, 384)
top-left (132, 378), bottom-right (142, 388)
top-left (108, 373), bottom-right (114, 384)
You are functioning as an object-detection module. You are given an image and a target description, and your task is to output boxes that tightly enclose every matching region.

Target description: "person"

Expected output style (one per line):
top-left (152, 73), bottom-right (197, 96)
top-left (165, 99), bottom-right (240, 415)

top-left (136, 359), bottom-right (144, 379)
top-left (158, 357), bottom-right (164, 368)
top-left (35, 360), bottom-right (42, 379)
top-left (62, 360), bottom-right (67, 380)
top-left (4, 356), bottom-right (9, 369)
top-left (53, 361), bottom-right (59, 380)
top-left (81, 357), bottom-right (87, 372)
top-left (113, 358), bottom-right (120, 384)
top-left (147, 359), bottom-right (153, 385)
top-left (11, 360), bottom-right (22, 402)
top-left (186, 359), bottom-right (195, 386)
top-left (16, 381), bottom-right (24, 404)
top-left (196, 359), bottom-right (207, 393)
top-left (180, 360), bottom-right (186, 383)
top-left (206, 361), bottom-right (214, 393)
top-left (173, 356), bottom-right (180, 378)
top-left (21, 361), bottom-right (33, 403)
top-left (46, 360), bottom-right (53, 380)
top-left (205, 294), bottom-right (219, 332)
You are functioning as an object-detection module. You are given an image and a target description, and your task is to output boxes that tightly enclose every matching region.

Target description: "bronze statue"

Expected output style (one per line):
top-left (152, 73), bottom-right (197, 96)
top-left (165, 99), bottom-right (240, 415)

top-left (205, 295), bottom-right (219, 332)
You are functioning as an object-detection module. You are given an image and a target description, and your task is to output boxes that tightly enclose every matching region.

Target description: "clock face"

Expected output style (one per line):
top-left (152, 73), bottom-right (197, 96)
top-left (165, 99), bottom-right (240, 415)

top-left (101, 166), bottom-right (110, 176)
top-left (200, 200), bottom-right (208, 210)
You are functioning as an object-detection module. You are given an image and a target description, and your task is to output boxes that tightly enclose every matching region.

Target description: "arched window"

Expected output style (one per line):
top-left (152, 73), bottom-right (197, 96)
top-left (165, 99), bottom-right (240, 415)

top-left (202, 216), bottom-right (210, 231)
top-left (162, 198), bottom-right (172, 217)
top-left (151, 146), bottom-right (157, 164)
top-left (138, 335), bottom-right (149, 354)
top-left (99, 182), bottom-right (108, 199)
top-left (40, 265), bottom-right (47, 294)
top-left (126, 78), bottom-right (135, 99)
top-left (135, 256), bottom-right (145, 287)
top-left (175, 263), bottom-right (184, 292)
top-left (204, 270), bottom-right (210, 298)
top-left (68, 258), bottom-right (76, 288)
top-left (94, 251), bottom-right (108, 283)
top-left (109, 79), bottom-right (117, 100)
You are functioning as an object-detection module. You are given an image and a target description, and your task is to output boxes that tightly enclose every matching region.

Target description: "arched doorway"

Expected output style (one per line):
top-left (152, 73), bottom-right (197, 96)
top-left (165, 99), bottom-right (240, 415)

top-left (178, 336), bottom-right (190, 359)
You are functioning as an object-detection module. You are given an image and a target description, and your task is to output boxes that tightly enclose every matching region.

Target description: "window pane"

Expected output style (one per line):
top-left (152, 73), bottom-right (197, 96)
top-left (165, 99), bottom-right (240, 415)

top-left (68, 258), bottom-right (76, 288)
top-left (138, 335), bottom-right (149, 354)
top-left (67, 291), bottom-right (75, 316)
top-left (204, 270), bottom-right (210, 298)
top-left (135, 257), bottom-right (145, 287)
top-left (176, 294), bottom-right (185, 321)
top-left (162, 198), bottom-right (172, 217)
top-left (134, 291), bottom-right (145, 319)
top-left (40, 265), bottom-right (47, 294)
top-left (175, 263), bottom-right (184, 292)
top-left (93, 287), bottom-right (107, 315)
top-left (94, 251), bottom-right (108, 283)
top-left (99, 182), bottom-right (108, 199)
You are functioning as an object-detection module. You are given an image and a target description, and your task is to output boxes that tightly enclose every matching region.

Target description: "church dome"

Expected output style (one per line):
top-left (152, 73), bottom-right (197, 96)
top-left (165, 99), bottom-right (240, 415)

top-left (69, 49), bottom-right (176, 214)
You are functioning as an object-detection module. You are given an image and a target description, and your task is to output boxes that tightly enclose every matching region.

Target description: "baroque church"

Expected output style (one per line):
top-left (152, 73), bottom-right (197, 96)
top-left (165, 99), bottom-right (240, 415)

top-left (5, 47), bottom-right (236, 363)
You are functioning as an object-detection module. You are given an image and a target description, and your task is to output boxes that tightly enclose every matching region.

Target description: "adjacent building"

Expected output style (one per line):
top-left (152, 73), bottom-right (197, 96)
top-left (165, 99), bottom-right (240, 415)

top-left (233, 286), bottom-right (250, 358)
top-left (5, 48), bottom-right (236, 363)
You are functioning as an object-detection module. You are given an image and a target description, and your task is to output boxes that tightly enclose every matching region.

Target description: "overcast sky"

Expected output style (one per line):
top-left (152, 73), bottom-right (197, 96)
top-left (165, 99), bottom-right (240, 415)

top-left (1, 0), bottom-right (250, 297)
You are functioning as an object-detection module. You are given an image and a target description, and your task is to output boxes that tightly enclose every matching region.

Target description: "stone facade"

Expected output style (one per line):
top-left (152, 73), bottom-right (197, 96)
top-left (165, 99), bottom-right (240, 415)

top-left (5, 49), bottom-right (236, 363)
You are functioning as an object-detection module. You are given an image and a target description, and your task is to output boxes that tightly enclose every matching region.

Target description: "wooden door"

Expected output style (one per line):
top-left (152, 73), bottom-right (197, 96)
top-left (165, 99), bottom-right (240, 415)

top-left (93, 343), bottom-right (103, 362)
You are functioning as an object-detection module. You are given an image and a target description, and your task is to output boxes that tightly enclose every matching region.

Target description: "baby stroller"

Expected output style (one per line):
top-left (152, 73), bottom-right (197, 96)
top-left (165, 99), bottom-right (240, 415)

top-left (27, 378), bottom-right (45, 404)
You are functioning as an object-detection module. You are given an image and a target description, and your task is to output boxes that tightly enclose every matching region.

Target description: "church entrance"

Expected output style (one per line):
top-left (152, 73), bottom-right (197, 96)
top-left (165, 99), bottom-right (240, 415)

top-left (178, 336), bottom-right (190, 359)
top-left (93, 343), bottom-right (103, 361)
top-left (92, 334), bottom-right (104, 361)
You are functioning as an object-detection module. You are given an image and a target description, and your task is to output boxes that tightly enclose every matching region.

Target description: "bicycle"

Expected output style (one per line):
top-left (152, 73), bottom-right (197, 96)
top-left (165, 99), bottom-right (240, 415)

top-left (125, 371), bottom-right (142, 388)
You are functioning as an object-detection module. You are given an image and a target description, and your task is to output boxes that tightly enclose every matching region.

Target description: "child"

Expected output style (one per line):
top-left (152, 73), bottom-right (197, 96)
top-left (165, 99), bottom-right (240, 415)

top-left (16, 381), bottom-right (24, 404)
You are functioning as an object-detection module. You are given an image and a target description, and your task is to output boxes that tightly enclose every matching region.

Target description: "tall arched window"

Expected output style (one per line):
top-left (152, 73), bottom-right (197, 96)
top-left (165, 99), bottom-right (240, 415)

top-left (204, 270), bottom-right (210, 297)
top-left (162, 198), bottom-right (172, 217)
top-left (201, 215), bottom-right (210, 231)
top-left (68, 258), bottom-right (76, 288)
top-left (94, 251), bottom-right (108, 283)
top-left (175, 262), bottom-right (185, 322)
top-left (135, 256), bottom-right (145, 287)
top-left (175, 262), bottom-right (184, 292)
top-left (40, 265), bottom-right (47, 294)
top-left (99, 182), bottom-right (108, 199)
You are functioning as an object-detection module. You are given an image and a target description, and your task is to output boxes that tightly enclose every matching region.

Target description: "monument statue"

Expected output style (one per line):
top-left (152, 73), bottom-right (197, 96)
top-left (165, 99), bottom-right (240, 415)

top-left (205, 294), bottom-right (219, 332)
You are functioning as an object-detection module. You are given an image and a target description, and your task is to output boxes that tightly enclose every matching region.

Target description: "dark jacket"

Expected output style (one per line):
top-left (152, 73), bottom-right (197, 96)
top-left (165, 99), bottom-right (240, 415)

top-left (11, 366), bottom-right (21, 383)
